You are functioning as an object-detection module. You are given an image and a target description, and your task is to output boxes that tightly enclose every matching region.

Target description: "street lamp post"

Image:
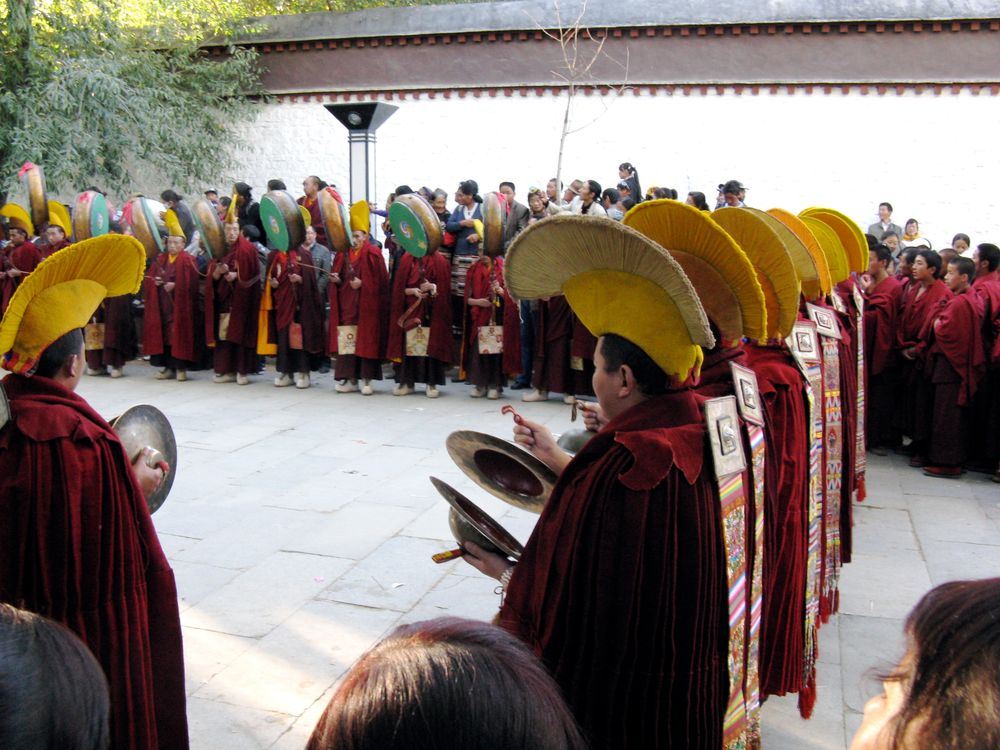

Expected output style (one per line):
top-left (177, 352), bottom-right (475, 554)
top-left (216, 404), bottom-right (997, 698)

top-left (324, 102), bottom-right (398, 208)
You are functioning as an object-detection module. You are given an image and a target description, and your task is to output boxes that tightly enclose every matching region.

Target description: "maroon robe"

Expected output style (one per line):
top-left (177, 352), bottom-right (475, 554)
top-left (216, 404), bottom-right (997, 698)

top-left (264, 247), bottom-right (325, 371)
top-left (863, 275), bottom-right (903, 447)
top-left (297, 195), bottom-right (327, 246)
top-left (386, 251), bottom-right (452, 364)
top-left (1, 240), bottom-right (42, 314)
top-left (143, 252), bottom-right (201, 365)
top-left (205, 238), bottom-right (261, 375)
top-left (531, 296), bottom-right (573, 395)
top-left (970, 273), bottom-right (1000, 467)
top-left (500, 390), bottom-right (728, 749)
top-left (42, 238), bottom-right (70, 258)
top-left (460, 256), bottom-right (522, 388)
top-left (328, 240), bottom-right (389, 360)
top-left (0, 374), bottom-right (188, 750)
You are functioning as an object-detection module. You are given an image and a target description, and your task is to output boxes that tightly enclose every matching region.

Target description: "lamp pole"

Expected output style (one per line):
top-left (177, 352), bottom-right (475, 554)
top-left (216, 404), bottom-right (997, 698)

top-left (324, 102), bottom-right (398, 207)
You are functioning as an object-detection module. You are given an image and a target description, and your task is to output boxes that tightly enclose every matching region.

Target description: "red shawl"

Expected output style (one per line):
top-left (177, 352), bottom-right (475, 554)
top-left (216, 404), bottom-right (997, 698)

top-left (863, 275), bottom-right (903, 376)
top-left (897, 279), bottom-right (952, 358)
top-left (929, 289), bottom-right (986, 406)
top-left (460, 256), bottom-right (522, 376)
top-left (204, 238), bottom-right (260, 349)
top-left (500, 391), bottom-right (727, 749)
top-left (266, 247), bottom-right (325, 354)
top-left (0, 374), bottom-right (188, 750)
top-left (328, 241), bottom-right (389, 360)
top-left (973, 273), bottom-right (1000, 364)
top-left (385, 251), bottom-right (452, 362)
top-left (142, 253), bottom-right (200, 362)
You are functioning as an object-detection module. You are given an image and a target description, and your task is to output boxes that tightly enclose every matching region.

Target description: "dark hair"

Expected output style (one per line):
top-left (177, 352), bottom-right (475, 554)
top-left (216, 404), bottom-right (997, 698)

top-left (915, 248), bottom-right (942, 277)
top-left (905, 217), bottom-right (919, 229)
top-left (458, 180), bottom-right (481, 200)
top-left (653, 187), bottom-right (677, 200)
top-left (107, 221), bottom-right (122, 234)
top-left (948, 256), bottom-right (975, 281)
top-left (976, 243), bottom-right (1000, 271)
top-left (234, 182), bottom-right (252, 198)
top-left (219, 196), bottom-right (232, 208)
top-left (880, 230), bottom-right (899, 241)
top-left (499, 181), bottom-right (516, 193)
top-left (241, 225), bottom-right (261, 242)
top-left (882, 578), bottom-right (1000, 750)
top-left (621, 197), bottom-right (636, 211)
top-left (585, 179), bottom-right (602, 198)
top-left (394, 184), bottom-right (413, 196)
top-left (159, 189), bottom-right (182, 203)
top-left (267, 179), bottom-right (286, 191)
top-left (0, 603), bottom-right (110, 750)
top-left (306, 175), bottom-right (321, 186)
top-left (687, 191), bottom-right (709, 210)
top-left (548, 178), bottom-right (563, 191)
top-left (7, 225), bottom-right (27, 237)
top-left (879, 201), bottom-right (893, 213)
top-left (871, 244), bottom-right (893, 265)
top-left (951, 232), bottom-right (970, 246)
top-left (599, 333), bottom-right (669, 396)
top-left (204, 189), bottom-right (219, 197)
top-left (307, 617), bottom-right (587, 750)
top-left (900, 248), bottom-right (919, 265)
top-left (601, 188), bottom-right (620, 204)
top-left (35, 328), bottom-right (83, 379)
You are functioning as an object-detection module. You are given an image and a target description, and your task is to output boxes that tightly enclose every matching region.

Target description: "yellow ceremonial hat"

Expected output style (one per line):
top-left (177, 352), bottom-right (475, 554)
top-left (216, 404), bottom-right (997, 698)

top-left (799, 215), bottom-right (849, 284)
top-left (751, 208), bottom-right (820, 300)
top-left (350, 200), bottom-right (370, 235)
top-left (164, 209), bottom-right (185, 239)
top-left (711, 208), bottom-right (801, 341)
top-left (799, 207), bottom-right (867, 273)
top-left (623, 199), bottom-right (767, 346)
top-left (47, 200), bottom-right (72, 235)
top-left (767, 208), bottom-right (832, 297)
top-left (1, 203), bottom-right (34, 237)
top-left (505, 214), bottom-right (713, 383)
top-left (0, 235), bottom-right (145, 375)
top-left (299, 205), bottom-right (312, 229)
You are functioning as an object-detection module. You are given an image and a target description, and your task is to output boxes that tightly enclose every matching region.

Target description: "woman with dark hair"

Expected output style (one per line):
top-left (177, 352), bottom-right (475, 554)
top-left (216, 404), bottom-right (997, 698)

top-left (618, 161), bottom-right (641, 199)
top-left (851, 578), bottom-right (1000, 750)
top-left (951, 232), bottom-right (971, 254)
top-left (686, 191), bottom-right (710, 211)
top-left (899, 218), bottom-right (930, 251)
top-left (0, 603), bottom-right (110, 750)
top-left (307, 617), bottom-right (588, 750)
top-left (445, 180), bottom-right (485, 345)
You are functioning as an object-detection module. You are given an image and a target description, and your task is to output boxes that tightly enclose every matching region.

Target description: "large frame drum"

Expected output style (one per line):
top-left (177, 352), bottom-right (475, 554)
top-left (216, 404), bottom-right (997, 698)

top-left (481, 192), bottom-right (505, 257)
top-left (261, 190), bottom-right (305, 251)
top-left (128, 198), bottom-right (167, 260)
top-left (317, 186), bottom-right (351, 253)
top-left (73, 191), bottom-right (110, 241)
top-left (192, 198), bottom-right (227, 259)
top-left (20, 163), bottom-right (48, 230)
top-left (388, 194), bottom-right (442, 258)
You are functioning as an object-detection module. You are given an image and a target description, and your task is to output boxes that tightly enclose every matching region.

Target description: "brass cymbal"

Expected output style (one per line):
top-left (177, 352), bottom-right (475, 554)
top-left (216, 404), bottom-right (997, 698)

top-left (109, 404), bottom-right (177, 514)
top-left (430, 476), bottom-right (523, 561)
top-left (445, 430), bottom-right (557, 514)
top-left (555, 428), bottom-right (595, 457)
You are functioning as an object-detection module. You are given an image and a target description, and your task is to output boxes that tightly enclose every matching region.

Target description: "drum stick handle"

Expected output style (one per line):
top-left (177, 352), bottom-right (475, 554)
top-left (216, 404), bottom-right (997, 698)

top-left (432, 548), bottom-right (466, 564)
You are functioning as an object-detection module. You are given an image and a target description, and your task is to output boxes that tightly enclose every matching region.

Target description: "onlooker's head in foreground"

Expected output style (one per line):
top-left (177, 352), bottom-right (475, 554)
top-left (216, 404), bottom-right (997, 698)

top-left (0, 603), bottom-right (110, 750)
top-left (850, 577), bottom-right (1000, 750)
top-left (307, 617), bottom-right (588, 750)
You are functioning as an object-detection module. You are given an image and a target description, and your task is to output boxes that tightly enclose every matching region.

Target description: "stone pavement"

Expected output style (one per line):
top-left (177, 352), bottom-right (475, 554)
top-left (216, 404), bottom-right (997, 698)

top-left (79, 362), bottom-right (1000, 750)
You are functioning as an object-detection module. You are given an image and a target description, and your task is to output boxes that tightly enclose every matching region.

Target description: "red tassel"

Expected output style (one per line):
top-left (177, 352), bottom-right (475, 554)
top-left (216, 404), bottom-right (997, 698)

top-left (798, 680), bottom-right (817, 719)
top-left (857, 476), bottom-right (867, 502)
top-left (820, 594), bottom-right (831, 623)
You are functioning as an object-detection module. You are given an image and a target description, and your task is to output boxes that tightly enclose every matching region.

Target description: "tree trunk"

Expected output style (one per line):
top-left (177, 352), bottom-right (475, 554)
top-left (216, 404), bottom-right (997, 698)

top-left (555, 83), bottom-right (574, 201)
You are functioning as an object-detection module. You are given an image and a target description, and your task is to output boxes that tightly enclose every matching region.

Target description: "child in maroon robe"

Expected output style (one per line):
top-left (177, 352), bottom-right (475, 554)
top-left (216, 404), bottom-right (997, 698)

top-left (461, 254), bottom-right (515, 399)
top-left (205, 224), bottom-right (261, 385)
top-left (265, 242), bottom-right (325, 389)
top-left (328, 230), bottom-right (389, 394)
top-left (143, 235), bottom-right (202, 381)
top-left (0, 226), bottom-right (41, 314)
top-left (861, 245), bottom-right (904, 451)
top-left (969, 243), bottom-right (1000, 479)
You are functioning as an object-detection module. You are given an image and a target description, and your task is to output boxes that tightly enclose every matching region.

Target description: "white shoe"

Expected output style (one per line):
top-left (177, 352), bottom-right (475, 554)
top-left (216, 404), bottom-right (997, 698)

top-left (176, 370), bottom-right (188, 382)
top-left (156, 368), bottom-right (176, 380)
top-left (564, 394), bottom-right (576, 405)
top-left (426, 386), bottom-right (440, 399)
top-left (275, 374), bottom-right (293, 387)
top-left (86, 367), bottom-right (105, 376)
top-left (361, 380), bottom-right (374, 396)
top-left (335, 379), bottom-right (359, 393)
top-left (393, 383), bottom-right (414, 396)
top-left (214, 372), bottom-right (236, 384)
top-left (487, 388), bottom-right (500, 400)
top-left (236, 373), bottom-right (250, 386)
top-left (469, 386), bottom-right (485, 398)
top-left (110, 368), bottom-right (123, 379)
top-left (295, 373), bottom-right (310, 389)
top-left (522, 389), bottom-right (548, 402)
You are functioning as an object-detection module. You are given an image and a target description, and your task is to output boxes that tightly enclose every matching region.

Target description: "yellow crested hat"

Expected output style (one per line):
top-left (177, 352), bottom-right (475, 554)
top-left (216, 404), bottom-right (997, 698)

top-left (799, 214), bottom-right (849, 284)
top-left (711, 208), bottom-right (801, 341)
top-left (350, 200), bottom-right (370, 236)
top-left (47, 200), bottom-right (72, 235)
top-left (767, 208), bottom-right (832, 297)
top-left (298, 205), bottom-right (312, 230)
top-left (505, 214), bottom-right (714, 383)
top-left (0, 235), bottom-right (146, 375)
top-left (800, 207), bottom-right (867, 273)
top-left (1, 203), bottom-right (34, 237)
top-left (751, 208), bottom-right (820, 300)
top-left (623, 199), bottom-right (766, 346)
top-left (164, 209), bottom-right (185, 239)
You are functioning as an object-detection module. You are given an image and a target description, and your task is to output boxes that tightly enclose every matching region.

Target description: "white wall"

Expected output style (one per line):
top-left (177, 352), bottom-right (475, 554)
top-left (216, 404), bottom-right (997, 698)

top-left (229, 88), bottom-right (1000, 248)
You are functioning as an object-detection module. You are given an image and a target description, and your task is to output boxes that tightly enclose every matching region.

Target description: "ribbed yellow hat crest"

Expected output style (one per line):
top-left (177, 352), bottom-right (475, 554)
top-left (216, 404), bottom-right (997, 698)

top-left (800, 207), bottom-right (867, 274)
top-left (350, 200), bottom-right (370, 236)
top-left (800, 215), bottom-right (849, 284)
top-left (767, 208), bottom-right (832, 297)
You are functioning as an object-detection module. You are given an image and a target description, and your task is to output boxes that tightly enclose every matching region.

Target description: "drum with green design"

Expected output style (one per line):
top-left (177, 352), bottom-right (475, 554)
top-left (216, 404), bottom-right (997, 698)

top-left (260, 190), bottom-right (305, 251)
top-left (388, 193), bottom-right (442, 258)
top-left (73, 190), bottom-right (110, 241)
top-left (192, 198), bottom-right (227, 259)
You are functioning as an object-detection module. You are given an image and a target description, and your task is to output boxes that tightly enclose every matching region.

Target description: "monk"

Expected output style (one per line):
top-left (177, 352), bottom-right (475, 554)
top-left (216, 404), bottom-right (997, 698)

top-left (42, 223), bottom-right (71, 257)
top-left (205, 223), bottom-right (261, 385)
top-left (895, 249), bottom-right (952, 464)
top-left (922, 257), bottom-right (986, 477)
top-left (328, 227), bottom-right (389, 394)
top-left (860, 245), bottom-right (904, 452)
top-left (0, 225), bottom-right (41, 314)
top-left (264, 234), bottom-right (325, 389)
top-left (143, 234), bottom-right (202, 381)
top-left (298, 175), bottom-right (328, 246)
top-left (0, 237), bottom-right (188, 750)
top-left (969, 243), bottom-right (1000, 479)
top-left (386, 247), bottom-right (452, 398)
top-left (461, 253), bottom-right (512, 399)
top-left (523, 296), bottom-right (575, 403)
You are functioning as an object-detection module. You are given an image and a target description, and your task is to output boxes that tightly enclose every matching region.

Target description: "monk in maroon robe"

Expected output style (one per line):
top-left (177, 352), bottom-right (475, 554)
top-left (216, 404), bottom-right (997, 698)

top-left (205, 223), bottom-right (261, 384)
top-left (143, 235), bottom-right (202, 380)
top-left (85, 293), bottom-right (138, 377)
top-left (969, 243), bottom-right (1000, 476)
top-left (895, 250), bottom-right (952, 462)
top-left (386, 249), bottom-right (452, 397)
top-left (861, 246), bottom-right (904, 451)
top-left (42, 224), bottom-right (71, 258)
top-left (461, 254), bottom-right (514, 398)
top-left (0, 331), bottom-right (188, 750)
top-left (524, 296), bottom-right (574, 402)
top-left (0, 227), bottom-right (41, 314)
top-left (264, 243), bottom-right (325, 388)
top-left (298, 176), bottom-right (328, 247)
top-left (922, 258), bottom-right (987, 476)
top-left (328, 230), bottom-right (389, 394)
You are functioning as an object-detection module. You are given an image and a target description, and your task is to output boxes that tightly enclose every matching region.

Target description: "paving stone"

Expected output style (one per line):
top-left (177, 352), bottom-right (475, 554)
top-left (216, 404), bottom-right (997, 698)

top-left (171, 560), bottom-right (243, 613)
top-left (838, 551), bottom-right (931, 620)
top-left (402, 570), bottom-right (502, 624)
top-left (182, 626), bottom-right (256, 696)
top-left (908, 493), bottom-right (1000, 545)
top-left (281, 501), bottom-right (421, 560)
top-left (185, 695), bottom-right (294, 750)
top-left (920, 538), bottom-right (1000, 584)
top-left (838, 614), bottom-right (906, 713)
top-left (850, 506), bottom-right (919, 557)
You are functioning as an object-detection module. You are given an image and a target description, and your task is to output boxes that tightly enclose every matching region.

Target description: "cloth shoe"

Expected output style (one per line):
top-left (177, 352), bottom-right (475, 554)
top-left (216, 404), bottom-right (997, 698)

top-left (393, 383), bottom-right (414, 396)
top-left (86, 367), bottom-right (106, 376)
top-left (176, 370), bottom-right (188, 382)
top-left (236, 373), bottom-right (250, 386)
top-left (156, 368), bottom-right (176, 380)
top-left (487, 388), bottom-right (500, 400)
top-left (214, 372), bottom-right (236, 384)
top-left (361, 380), bottom-right (374, 396)
top-left (110, 368), bottom-right (124, 379)
top-left (335, 379), bottom-right (359, 393)
top-left (426, 386), bottom-right (440, 399)
top-left (469, 386), bottom-right (485, 398)
top-left (522, 389), bottom-right (548, 402)
top-left (295, 373), bottom-right (311, 389)
top-left (922, 465), bottom-right (962, 478)
top-left (274, 374), bottom-right (294, 387)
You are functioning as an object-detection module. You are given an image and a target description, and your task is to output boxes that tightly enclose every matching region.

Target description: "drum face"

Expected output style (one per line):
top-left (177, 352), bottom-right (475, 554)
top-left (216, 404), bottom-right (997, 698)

top-left (129, 198), bottom-right (166, 260)
top-left (482, 193), bottom-right (504, 257)
top-left (73, 191), bottom-right (109, 241)
top-left (388, 194), bottom-right (442, 258)
top-left (261, 191), bottom-right (304, 251)
top-left (318, 187), bottom-right (350, 253)
top-left (192, 198), bottom-right (226, 259)
top-left (23, 165), bottom-right (48, 229)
